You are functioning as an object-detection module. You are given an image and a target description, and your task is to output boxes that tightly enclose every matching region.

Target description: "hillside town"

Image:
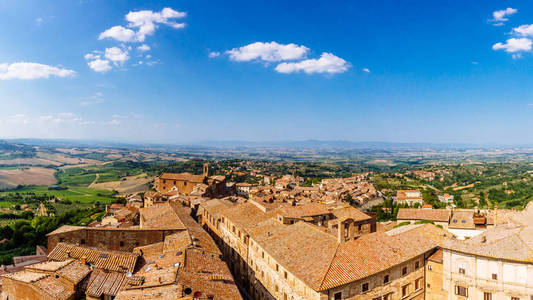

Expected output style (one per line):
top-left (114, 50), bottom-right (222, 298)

top-left (0, 164), bottom-right (531, 300)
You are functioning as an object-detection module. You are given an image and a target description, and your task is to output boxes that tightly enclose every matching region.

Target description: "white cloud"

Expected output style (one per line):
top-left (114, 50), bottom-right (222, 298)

top-left (84, 53), bottom-right (100, 60)
top-left (492, 38), bottom-right (532, 53)
top-left (471, 61), bottom-right (479, 65)
top-left (513, 24), bottom-right (533, 36)
top-left (491, 7), bottom-right (517, 23)
top-left (362, 68), bottom-right (370, 73)
top-left (0, 62), bottom-right (75, 80)
top-left (275, 52), bottom-right (349, 74)
top-left (226, 42), bottom-right (309, 62)
top-left (9, 114), bottom-right (30, 124)
top-left (137, 44), bottom-right (150, 52)
top-left (99, 25), bottom-right (137, 42)
top-left (126, 8), bottom-right (186, 42)
top-left (209, 51), bottom-right (220, 58)
top-left (88, 59), bottom-right (112, 72)
top-left (99, 7), bottom-right (186, 43)
top-left (35, 17), bottom-right (43, 25)
top-left (105, 47), bottom-right (129, 65)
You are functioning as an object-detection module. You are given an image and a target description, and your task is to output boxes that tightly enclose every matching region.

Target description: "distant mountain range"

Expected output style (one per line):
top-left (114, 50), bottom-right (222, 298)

top-left (2, 138), bottom-right (532, 150)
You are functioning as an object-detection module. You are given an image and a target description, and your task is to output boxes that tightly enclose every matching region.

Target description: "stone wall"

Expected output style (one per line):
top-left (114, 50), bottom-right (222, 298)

top-left (47, 228), bottom-right (183, 252)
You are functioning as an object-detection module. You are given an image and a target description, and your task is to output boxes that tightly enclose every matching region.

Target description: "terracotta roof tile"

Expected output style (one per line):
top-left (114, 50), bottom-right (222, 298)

top-left (397, 208), bottom-right (451, 222)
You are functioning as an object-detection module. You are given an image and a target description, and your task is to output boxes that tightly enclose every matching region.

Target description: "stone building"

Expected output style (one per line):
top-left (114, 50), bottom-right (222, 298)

top-left (46, 226), bottom-right (183, 253)
top-left (430, 203), bottom-right (533, 300)
top-left (394, 190), bottom-right (423, 206)
top-left (3, 200), bottom-right (242, 300)
top-left (199, 198), bottom-right (445, 300)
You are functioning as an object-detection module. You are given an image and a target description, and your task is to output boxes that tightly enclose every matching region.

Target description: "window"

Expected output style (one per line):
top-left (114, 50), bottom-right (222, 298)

top-left (119, 241), bottom-right (124, 247)
top-left (484, 293), bottom-right (492, 300)
top-left (492, 273), bottom-right (498, 280)
top-left (383, 293), bottom-right (393, 300)
top-left (427, 283), bottom-right (431, 288)
top-left (80, 239), bottom-right (85, 245)
top-left (402, 266), bottom-right (407, 276)
top-left (415, 278), bottom-right (423, 290)
top-left (383, 274), bottom-right (390, 284)
top-left (415, 261), bottom-right (420, 269)
top-left (428, 265), bottom-right (432, 271)
top-left (358, 224), bottom-right (362, 231)
top-left (59, 237), bottom-right (65, 242)
top-left (455, 286), bottom-right (468, 297)
top-left (262, 251), bottom-right (264, 259)
top-left (459, 268), bottom-right (466, 274)
top-left (334, 292), bottom-right (342, 300)
top-left (511, 298), bottom-right (520, 300)
top-left (276, 264), bottom-right (279, 272)
top-left (284, 271), bottom-right (288, 279)
top-left (362, 282), bottom-right (369, 293)
top-left (402, 284), bottom-right (410, 297)
top-left (373, 297), bottom-right (382, 300)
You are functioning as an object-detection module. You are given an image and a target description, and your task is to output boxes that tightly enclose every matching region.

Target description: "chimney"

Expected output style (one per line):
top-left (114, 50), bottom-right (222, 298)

top-left (80, 256), bottom-right (87, 265)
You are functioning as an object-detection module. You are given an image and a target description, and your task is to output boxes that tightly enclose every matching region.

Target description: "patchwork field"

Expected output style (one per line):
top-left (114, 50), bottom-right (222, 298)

top-left (0, 167), bottom-right (57, 189)
top-left (90, 173), bottom-right (153, 195)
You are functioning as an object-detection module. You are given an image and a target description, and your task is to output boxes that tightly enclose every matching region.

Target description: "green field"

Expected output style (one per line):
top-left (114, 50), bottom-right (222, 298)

top-left (0, 186), bottom-right (117, 204)
top-left (57, 162), bottom-right (146, 187)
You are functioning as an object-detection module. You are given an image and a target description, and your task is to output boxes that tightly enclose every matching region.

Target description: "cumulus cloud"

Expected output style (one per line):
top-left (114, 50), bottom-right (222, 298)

top-left (513, 24), bottom-right (533, 36)
top-left (88, 59), bottom-right (112, 73)
top-left (105, 47), bottom-right (129, 65)
top-left (492, 38), bottom-right (532, 53)
top-left (137, 44), bottom-right (150, 52)
top-left (99, 8), bottom-right (186, 43)
top-left (208, 51), bottom-right (220, 58)
top-left (84, 53), bottom-right (100, 60)
top-left (362, 68), bottom-right (370, 73)
top-left (491, 7), bottom-right (517, 25)
top-left (99, 25), bottom-right (137, 42)
top-left (226, 42), bottom-right (309, 62)
top-left (275, 52), bottom-right (350, 74)
top-left (0, 62), bottom-right (75, 80)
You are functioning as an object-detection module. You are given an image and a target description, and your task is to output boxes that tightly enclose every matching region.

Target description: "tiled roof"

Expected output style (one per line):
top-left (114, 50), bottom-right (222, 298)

top-left (397, 208), bottom-right (451, 222)
top-left (178, 248), bottom-right (242, 300)
top-left (115, 284), bottom-right (183, 300)
top-left (448, 211), bottom-right (475, 229)
top-left (170, 202), bottom-right (221, 255)
top-left (3, 271), bottom-right (75, 300)
top-left (220, 202), bottom-right (279, 231)
top-left (428, 249), bottom-right (443, 263)
top-left (320, 224), bottom-right (447, 290)
top-left (84, 269), bottom-right (127, 297)
top-left (47, 225), bottom-right (85, 235)
top-left (279, 203), bottom-right (331, 218)
top-left (330, 206), bottom-right (373, 222)
top-left (443, 205), bottom-right (533, 262)
top-left (48, 242), bottom-right (138, 273)
top-left (56, 260), bottom-right (91, 284)
top-left (140, 202), bottom-right (187, 230)
top-left (248, 220), bottom-right (338, 291)
top-left (34, 275), bottom-right (75, 299)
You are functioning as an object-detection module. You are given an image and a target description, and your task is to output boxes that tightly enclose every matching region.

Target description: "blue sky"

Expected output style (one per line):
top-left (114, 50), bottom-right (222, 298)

top-left (1, 0), bottom-right (533, 144)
